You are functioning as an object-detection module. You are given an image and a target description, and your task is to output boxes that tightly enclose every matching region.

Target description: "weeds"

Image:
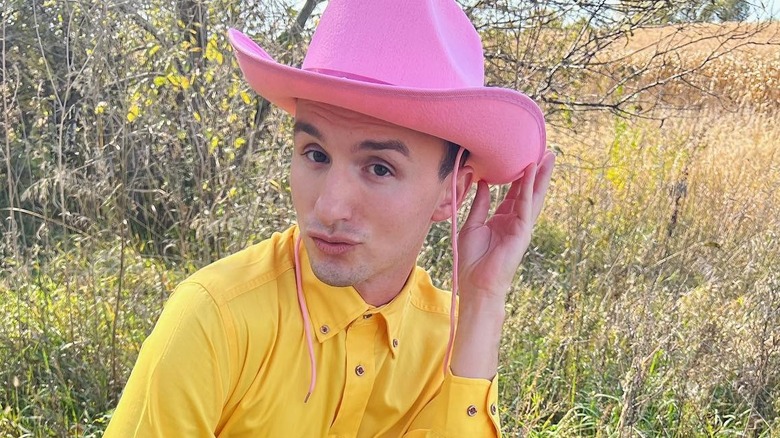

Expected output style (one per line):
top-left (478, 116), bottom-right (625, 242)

top-left (495, 109), bottom-right (780, 436)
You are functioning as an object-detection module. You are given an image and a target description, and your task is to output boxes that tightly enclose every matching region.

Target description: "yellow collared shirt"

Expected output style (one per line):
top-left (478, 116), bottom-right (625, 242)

top-left (105, 226), bottom-right (500, 437)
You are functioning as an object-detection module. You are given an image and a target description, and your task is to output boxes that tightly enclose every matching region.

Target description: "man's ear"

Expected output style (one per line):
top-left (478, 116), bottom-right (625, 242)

top-left (431, 165), bottom-right (475, 222)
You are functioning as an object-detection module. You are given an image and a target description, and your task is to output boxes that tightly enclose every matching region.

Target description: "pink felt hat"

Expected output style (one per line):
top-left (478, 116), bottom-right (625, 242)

top-left (228, 0), bottom-right (546, 184)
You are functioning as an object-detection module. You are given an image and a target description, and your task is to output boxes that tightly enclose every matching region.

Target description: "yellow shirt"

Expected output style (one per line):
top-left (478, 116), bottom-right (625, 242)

top-left (105, 226), bottom-right (501, 437)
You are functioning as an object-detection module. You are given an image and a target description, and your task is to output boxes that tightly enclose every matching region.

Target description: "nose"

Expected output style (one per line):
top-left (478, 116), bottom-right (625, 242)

top-left (313, 167), bottom-right (355, 226)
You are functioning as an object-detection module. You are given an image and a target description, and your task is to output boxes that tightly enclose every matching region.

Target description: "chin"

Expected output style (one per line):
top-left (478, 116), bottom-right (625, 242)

top-left (310, 262), bottom-right (363, 288)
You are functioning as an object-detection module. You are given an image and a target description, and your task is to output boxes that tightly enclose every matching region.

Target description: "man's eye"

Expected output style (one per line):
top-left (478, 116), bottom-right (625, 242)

top-left (370, 164), bottom-right (392, 177)
top-left (305, 150), bottom-right (329, 163)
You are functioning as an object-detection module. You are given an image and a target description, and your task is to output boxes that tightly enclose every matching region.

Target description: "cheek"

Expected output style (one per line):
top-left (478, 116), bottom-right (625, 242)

top-left (371, 190), bottom-right (439, 232)
top-left (289, 160), bottom-right (310, 212)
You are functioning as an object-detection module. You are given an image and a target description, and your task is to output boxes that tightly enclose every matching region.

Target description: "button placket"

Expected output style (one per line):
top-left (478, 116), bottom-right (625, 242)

top-left (328, 317), bottom-right (378, 435)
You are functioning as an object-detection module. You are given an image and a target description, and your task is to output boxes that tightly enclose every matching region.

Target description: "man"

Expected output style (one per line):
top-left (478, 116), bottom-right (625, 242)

top-left (105, 0), bottom-right (554, 436)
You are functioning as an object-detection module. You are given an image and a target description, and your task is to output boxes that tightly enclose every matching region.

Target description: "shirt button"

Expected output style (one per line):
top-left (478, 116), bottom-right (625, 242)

top-left (363, 313), bottom-right (373, 319)
top-left (355, 365), bottom-right (365, 376)
top-left (392, 338), bottom-right (399, 348)
top-left (467, 405), bottom-right (478, 417)
top-left (490, 403), bottom-right (497, 415)
top-left (320, 325), bottom-right (330, 334)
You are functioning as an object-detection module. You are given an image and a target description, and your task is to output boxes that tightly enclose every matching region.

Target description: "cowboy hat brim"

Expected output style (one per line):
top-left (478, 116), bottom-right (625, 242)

top-left (229, 29), bottom-right (546, 185)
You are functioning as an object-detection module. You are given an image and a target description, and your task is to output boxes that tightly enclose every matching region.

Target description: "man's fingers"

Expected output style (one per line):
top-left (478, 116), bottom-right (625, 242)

top-left (512, 162), bottom-right (536, 220)
top-left (531, 152), bottom-right (556, 221)
top-left (504, 177), bottom-right (523, 201)
top-left (469, 152), bottom-right (554, 228)
top-left (462, 180), bottom-right (491, 229)
top-left (494, 178), bottom-right (521, 215)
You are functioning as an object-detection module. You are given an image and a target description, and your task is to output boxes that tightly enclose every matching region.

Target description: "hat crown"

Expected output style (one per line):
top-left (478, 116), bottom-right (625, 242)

top-left (301, 0), bottom-right (485, 89)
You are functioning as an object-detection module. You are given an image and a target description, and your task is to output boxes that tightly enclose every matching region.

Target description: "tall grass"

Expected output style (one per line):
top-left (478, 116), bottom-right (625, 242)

top-left (492, 109), bottom-right (780, 436)
top-left (4, 107), bottom-right (776, 436)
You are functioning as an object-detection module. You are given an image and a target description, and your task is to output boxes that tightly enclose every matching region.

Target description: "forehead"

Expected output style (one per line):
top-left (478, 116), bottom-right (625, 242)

top-left (293, 100), bottom-right (445, 151)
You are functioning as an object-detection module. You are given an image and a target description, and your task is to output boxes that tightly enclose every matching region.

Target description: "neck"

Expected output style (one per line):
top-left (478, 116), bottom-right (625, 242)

top-left (354, 270), bottom-right (413, 306)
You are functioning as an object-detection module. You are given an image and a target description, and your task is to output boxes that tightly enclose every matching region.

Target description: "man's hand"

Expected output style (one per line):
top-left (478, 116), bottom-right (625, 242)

top-left (458, 151), bottom-right (556, 301)
top-left (450, 151), bottom-right (555, 379)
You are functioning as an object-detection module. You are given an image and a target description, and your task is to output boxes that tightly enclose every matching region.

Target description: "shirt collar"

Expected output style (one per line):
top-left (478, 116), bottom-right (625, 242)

top-left (295, 230), bottom-right (413, 358)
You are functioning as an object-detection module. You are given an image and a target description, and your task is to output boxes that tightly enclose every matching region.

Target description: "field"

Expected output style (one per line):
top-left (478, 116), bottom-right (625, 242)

top-left (601, 21), bottom-right (780, 110)
top-left (494, 108), bottom-right (780, 435)
top-left (1, 14), bottom-right (779, 437)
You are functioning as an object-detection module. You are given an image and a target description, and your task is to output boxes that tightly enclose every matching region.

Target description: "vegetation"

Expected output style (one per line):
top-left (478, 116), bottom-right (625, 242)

top-left (1, 0), bottom-right (778, 436)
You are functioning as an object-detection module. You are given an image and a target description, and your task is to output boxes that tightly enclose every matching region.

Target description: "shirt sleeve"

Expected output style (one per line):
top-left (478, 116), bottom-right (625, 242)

top-left (103, 282), bottom-right (233, 437)
top-left (405, 370), bottom-right (502, 437)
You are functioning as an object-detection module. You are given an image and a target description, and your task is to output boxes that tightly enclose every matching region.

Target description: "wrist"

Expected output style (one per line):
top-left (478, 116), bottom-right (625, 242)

top-left (457, 293), bottom-right (507, 320)
top-left (449, 293), bottom-right (506, 380)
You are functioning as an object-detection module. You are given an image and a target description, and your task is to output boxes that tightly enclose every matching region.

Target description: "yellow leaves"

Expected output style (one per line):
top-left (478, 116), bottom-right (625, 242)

top-left (193, 111), bottom-right (201, 122)
top-left (205, 39), bottom-right (224, 65)
top-left (94, 101), bottom-right (108, 115)
top-left (162, 73), bottom-right (192, 90)
top-left (127, 104), bottom-right (140, 122)
top-left (234, 137), bottom-right (246, 149)
top-left (209, 136), bottom-right (219, 154)
top-left (227, 76), bottom-right (254, 107)
top-left (165, 73), bottom-right (180, 87)
top-left (228, 187), bottom-right (238, 199)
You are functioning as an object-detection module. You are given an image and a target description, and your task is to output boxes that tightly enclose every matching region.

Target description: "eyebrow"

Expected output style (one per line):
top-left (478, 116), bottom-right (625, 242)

top-left (294, 120), bottom-right (410, 158)
top-left (293, 121), bottom-right (323, 139)
top-left (354, 140), bottom-right (409, 157)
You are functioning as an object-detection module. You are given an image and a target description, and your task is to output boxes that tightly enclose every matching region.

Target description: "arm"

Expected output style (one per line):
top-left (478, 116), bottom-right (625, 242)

top-left (103, 283), bottom-right (233, 437)
top-left (453, 152), bottom-right (555, 380)
top-left (406, 152), bottom-right (556, 437)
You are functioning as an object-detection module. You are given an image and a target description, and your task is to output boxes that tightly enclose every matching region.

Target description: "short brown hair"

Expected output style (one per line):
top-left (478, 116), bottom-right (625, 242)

top-left (438, 141), bottom-right (469, 180)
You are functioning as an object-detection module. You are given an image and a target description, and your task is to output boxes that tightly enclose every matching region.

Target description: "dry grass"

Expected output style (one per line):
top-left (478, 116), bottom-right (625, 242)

top-left (613, 21), bottom-right (780, 55)
top-left (492, 108), bottom-right (780, 435)
top-left (599, 22), bottom-right (780, 111)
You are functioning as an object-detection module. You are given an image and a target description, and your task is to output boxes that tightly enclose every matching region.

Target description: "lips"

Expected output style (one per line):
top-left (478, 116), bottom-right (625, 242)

top-left (308, 233), bottom-right (360, 256)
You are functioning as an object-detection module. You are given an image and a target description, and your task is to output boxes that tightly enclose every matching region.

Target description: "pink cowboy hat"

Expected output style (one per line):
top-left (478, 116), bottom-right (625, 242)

top-left (228, 0), bottom-right (546, 184)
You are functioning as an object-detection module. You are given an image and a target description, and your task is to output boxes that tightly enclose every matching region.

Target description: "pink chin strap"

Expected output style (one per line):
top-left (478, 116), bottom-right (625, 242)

top-left (443, 147), bottom-right (466, 376)
top-left (293, 147), bottom-right (467, 403)
top-left (294, 235), bottom-right (316, 403)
